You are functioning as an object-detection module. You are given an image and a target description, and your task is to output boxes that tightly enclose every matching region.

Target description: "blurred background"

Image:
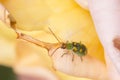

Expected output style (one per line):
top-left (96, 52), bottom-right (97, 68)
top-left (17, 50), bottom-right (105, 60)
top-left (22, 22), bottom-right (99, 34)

top-left (0, 0), bottom-right (105, 80)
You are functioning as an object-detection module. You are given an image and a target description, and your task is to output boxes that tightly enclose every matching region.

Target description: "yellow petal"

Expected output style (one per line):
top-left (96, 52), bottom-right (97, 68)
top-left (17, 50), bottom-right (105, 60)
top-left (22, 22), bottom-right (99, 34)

top-left (1, 0), bottom-right (52, 31)
top-left (0, 20), bottom-right (16, 66)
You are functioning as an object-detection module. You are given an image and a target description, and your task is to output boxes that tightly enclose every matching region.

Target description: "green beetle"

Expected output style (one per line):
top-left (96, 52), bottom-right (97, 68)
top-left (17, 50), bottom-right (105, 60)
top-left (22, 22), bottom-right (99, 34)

top-left (49, 27), bottom-right (87, 61)
top-left (61, 41), bottom-right (87, 61)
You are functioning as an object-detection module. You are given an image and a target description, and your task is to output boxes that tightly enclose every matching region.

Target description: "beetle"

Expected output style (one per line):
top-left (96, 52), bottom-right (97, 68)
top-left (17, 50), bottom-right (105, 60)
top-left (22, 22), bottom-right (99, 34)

top-left (48, 27), bottom-right (87, 61)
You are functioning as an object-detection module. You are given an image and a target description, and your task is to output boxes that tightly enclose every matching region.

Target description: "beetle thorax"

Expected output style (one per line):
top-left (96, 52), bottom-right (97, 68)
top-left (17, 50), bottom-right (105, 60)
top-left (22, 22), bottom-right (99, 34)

top-left (61, 43), bottom-right (66, 49)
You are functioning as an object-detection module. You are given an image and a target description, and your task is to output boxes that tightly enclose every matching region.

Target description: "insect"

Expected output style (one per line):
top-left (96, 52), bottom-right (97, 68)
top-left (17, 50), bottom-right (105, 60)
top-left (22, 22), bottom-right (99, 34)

top-left (48, 27), bottom-right (87, 61)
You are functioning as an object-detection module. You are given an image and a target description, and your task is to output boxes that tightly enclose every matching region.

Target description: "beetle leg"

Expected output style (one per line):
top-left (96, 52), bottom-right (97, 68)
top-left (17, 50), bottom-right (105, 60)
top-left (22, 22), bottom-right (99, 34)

top-left (50, 47), bottom-right (59, 56)
top-left (71, 53), bottom-right (74, 61)
top-left (61, 50), bottom-right (69, 57)
top-left (61, 53), bottom-right (67, 57)
top-left (80, 56), bottom-right (83, 62)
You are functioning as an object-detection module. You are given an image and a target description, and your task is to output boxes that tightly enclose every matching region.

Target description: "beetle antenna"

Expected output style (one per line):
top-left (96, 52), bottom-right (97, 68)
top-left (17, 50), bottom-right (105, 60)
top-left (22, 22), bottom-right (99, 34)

top-left (48, 27), bottom-right (61, 43)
